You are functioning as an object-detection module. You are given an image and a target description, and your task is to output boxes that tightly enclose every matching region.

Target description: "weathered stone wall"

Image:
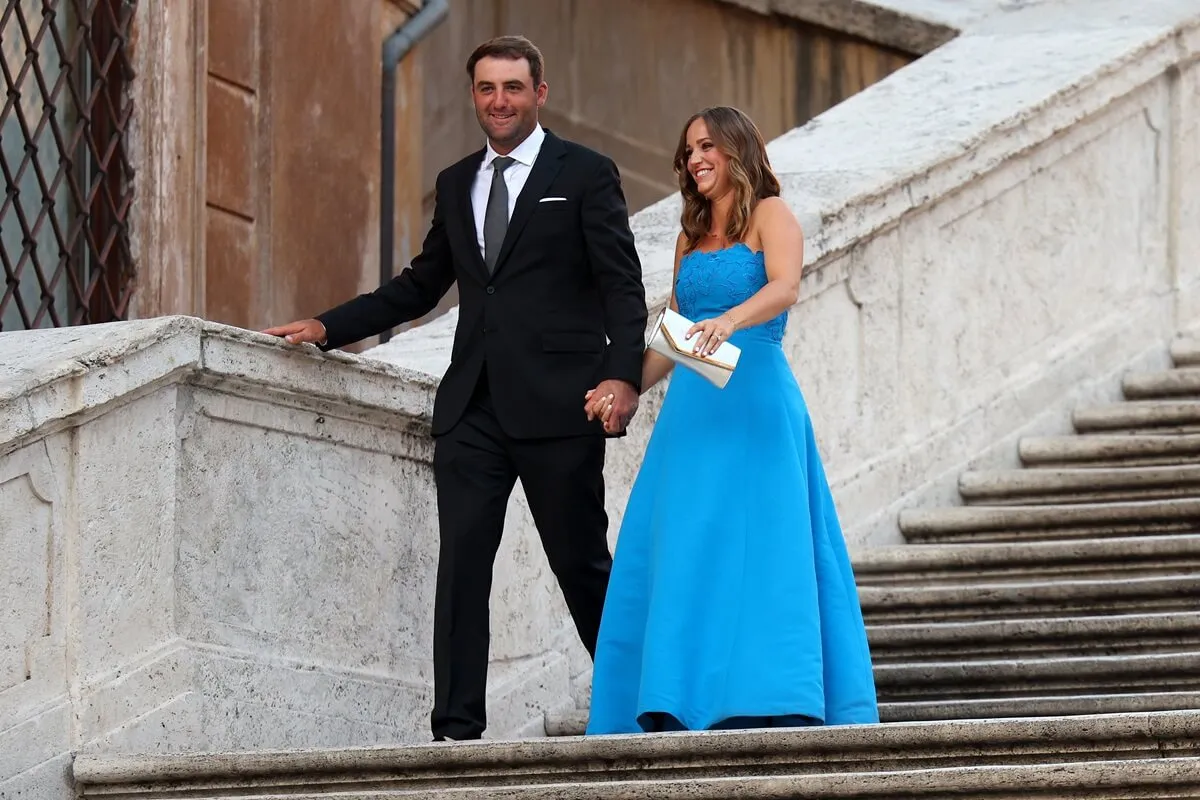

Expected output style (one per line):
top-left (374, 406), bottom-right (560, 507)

top-left (126, 0), bottom-right (427, 340)
top-left (125, 0), bottom-right (914, 341)
top-left (419, 0), bottom-right (915, 215)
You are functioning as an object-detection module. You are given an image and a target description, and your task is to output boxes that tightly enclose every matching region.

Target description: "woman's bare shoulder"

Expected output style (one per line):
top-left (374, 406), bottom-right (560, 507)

top-left (749, 197), bottom-right (800, 248)
top-left (753, 196), bottom-right (797, 225)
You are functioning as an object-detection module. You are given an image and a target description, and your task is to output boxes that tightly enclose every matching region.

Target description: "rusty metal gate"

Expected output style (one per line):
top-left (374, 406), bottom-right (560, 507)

top-left (1, 0), bottom-right (135, 332)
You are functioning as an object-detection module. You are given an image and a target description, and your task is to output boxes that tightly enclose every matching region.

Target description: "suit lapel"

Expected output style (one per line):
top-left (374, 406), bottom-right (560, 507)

top-left (492, 132), bottom-right (567, 277)
top-left (454, 148), bottom-right (490, 284)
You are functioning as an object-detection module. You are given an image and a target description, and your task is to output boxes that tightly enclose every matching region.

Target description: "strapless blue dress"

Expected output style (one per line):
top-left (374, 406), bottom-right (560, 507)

top-left (586, 243), bottom-right (879, 734)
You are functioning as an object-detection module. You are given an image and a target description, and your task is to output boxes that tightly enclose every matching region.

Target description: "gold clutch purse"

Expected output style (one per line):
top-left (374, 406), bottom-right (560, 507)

top-left (647, 307), bottom-right (741, 389)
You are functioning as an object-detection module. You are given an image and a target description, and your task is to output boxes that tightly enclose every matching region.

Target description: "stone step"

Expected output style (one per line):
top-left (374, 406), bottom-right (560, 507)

top-left (1170, 336), bottom-right (1200, 366)
top-left (544, 708), bottom-right (590, 736)
top-left (1019, 433), bottom-right (1200, 468)
top-left (897, 497), bottom-right (1200, 543)
top-left (957, 464), bottom-right (1200, 505)
top-left (853, 534), bottom-right (1200, 587)
top-left (1073, 400), bottom-right (1200, 434)
top-left (73, 711), bottom-right (1200, 798)
top-left (546, 692), bottom-right (1200, 734)
top-left (881, 690), bottom-right (1200, 722)
top-left (875, 651), bottom-right (1200, 702)
top-left (866, 611), bottom-right (1200, 663)
top-left (1123, 368), bottom-right (1200, 400)
top-left (861, 574), bottom-right (1198, 623)
top-left (84, 760), bottom-right (1200, 798)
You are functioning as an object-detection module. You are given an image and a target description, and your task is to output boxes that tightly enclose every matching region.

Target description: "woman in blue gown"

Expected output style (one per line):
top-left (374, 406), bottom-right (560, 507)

top-left (584, 106), bottom-right (879, 734)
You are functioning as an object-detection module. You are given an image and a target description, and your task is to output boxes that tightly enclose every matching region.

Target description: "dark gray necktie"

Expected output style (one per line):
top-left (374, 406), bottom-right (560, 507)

top-left (483, 156), bottom-right (516, 273)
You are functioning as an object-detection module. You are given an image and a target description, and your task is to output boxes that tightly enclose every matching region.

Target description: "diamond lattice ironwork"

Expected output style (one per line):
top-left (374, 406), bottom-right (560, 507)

top-left (1, 0), bottom-right (136, 331)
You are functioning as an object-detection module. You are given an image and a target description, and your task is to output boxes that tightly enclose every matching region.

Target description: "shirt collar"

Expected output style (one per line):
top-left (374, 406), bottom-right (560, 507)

top-left (481, 123), bottom-right (545, 171)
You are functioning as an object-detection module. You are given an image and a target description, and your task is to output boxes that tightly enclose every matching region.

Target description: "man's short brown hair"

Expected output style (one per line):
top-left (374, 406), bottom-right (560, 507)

top-left (466, 35), bottom-right (544, 87)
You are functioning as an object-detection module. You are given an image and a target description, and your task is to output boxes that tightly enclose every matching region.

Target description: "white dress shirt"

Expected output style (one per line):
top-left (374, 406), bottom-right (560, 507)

top-left (471, 124), bottom-right (546, 258)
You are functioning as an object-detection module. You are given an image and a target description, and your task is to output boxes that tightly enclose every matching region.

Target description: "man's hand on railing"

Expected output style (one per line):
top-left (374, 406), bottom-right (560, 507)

top-left (262, 319), bottom-right (327, 347)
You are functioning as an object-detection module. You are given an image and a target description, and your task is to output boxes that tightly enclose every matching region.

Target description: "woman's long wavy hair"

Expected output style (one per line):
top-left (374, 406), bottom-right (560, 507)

top-left (673, 106), bottom-right (781, 254)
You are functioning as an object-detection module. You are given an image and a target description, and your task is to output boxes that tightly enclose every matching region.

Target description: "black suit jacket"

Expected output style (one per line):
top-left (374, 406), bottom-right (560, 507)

top-left (316, 131), bottom-right (647, 439)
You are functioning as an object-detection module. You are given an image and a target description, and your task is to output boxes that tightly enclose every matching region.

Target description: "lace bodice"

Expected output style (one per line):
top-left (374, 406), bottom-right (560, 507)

top-left (675, 242), bottom-right (786, 343)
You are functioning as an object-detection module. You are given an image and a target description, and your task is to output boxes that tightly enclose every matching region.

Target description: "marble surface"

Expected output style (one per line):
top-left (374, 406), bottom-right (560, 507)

top-left (6, 1), bottom-right (1200, 798)
top-left (0, 321), bottom-right (584, 800)
top-left (72, 710), bottom-right (1200, 797)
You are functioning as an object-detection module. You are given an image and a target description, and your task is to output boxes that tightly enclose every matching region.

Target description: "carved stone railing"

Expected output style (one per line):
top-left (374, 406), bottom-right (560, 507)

top-left (2, 319), bottom-right (576, 797)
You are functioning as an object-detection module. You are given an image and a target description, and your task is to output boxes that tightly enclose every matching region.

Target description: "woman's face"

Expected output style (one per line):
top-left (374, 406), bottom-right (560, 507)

top-left (685, 118), bottom-right (731, 200)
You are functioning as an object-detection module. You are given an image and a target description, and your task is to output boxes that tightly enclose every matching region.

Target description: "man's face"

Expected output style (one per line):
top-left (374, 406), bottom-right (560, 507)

top-left (471, 56), bottom-right (546, 153)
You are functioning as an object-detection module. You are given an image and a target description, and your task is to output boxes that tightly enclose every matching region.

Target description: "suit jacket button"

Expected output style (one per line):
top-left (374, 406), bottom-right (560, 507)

top-left (486, 286), bottom-right (496, 295)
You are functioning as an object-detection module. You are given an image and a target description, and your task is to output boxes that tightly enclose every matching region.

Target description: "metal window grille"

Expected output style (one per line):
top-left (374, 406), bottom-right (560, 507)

top-left (1, 0), bottom-right (135, 332)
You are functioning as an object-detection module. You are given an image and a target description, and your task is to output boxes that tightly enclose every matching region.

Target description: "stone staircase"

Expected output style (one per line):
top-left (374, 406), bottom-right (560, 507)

top-left (72, 337), bottom-right (1200, 797)
top-left (545, 336), bottom-right (1200, 738)
top-left (74, 713), bottom-right (1200, 798)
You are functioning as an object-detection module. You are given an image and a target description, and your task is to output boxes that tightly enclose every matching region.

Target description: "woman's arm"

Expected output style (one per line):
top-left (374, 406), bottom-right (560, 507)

top-left (636, 232), bottom-right (689, 395)
top-left (587, 231), bottom-right (687, 432)
top-left (687, 198), bottom-right (803, 356)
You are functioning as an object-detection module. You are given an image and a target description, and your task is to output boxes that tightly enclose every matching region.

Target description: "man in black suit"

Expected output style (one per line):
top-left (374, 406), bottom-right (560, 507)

top-left (264, 35), bottom-right (647, 742)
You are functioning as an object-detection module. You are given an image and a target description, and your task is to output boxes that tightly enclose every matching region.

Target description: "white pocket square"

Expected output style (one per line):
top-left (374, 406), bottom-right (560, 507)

top-left (539, 196), bottom-right (567, 203)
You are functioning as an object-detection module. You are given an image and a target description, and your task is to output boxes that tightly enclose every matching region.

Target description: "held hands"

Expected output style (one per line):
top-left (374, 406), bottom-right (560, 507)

top-left (584, 379), bottom-right (639, 434)
top-left (262, 318), bottom-right (327, 346)
top-left (686, 313), bottom-right (737, 357)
